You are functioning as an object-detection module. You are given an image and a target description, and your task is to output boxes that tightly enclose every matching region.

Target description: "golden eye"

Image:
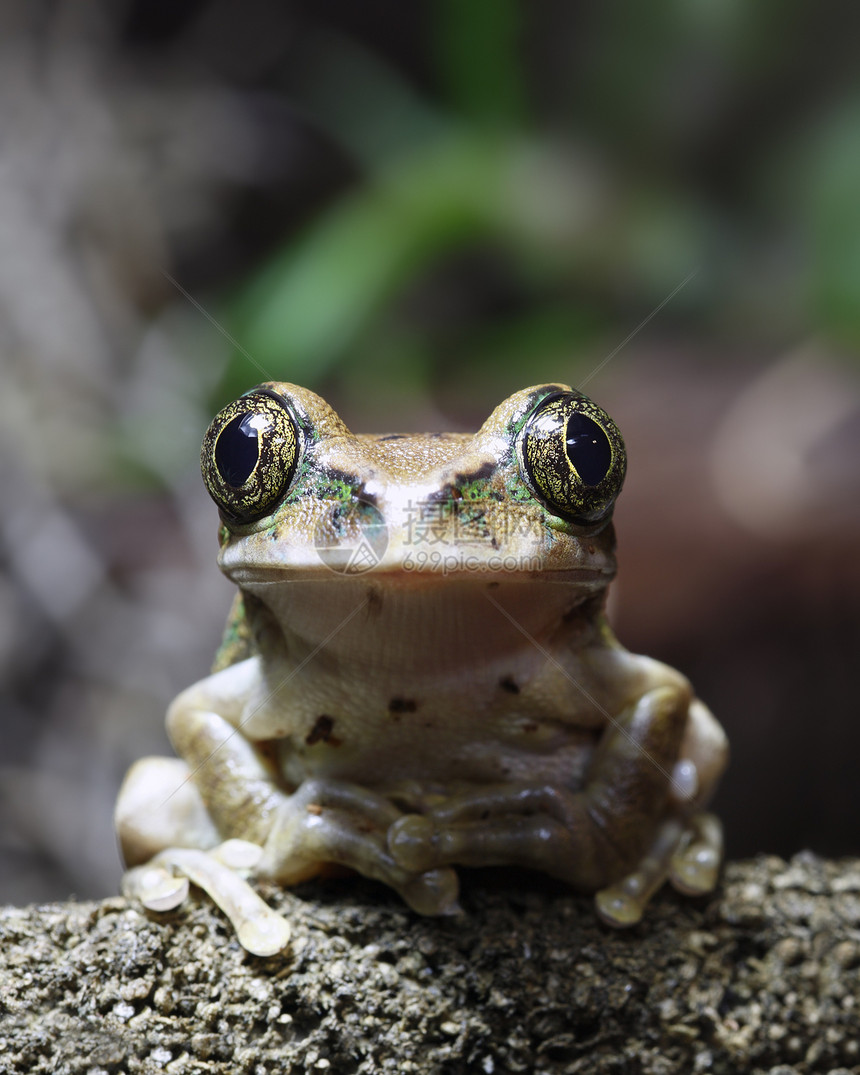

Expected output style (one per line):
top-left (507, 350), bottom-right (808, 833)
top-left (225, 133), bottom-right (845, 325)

top-left (518, 390), bottom-right (626, 524)
top-left (201, 388), bottom-right (299, 523)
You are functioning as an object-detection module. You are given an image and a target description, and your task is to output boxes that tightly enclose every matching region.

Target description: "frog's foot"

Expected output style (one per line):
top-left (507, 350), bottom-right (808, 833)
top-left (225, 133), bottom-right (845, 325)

top-left (389, 793), bottom-right (723, 926)
top-left (257, 778), bottom-right (461, 916)
top-left (388, 783), bottom-right (609, 890)
top-left (595, 811), bottom-right (723, 927)
top-left (389, 684), bottom-right (694, 890)
top-left (668, 811), bottom-right (723, 896)
top-left (122, 840), bottom-right (292, 957)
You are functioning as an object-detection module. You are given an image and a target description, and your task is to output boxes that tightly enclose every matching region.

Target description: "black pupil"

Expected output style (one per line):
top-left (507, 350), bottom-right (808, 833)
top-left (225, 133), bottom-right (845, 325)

top-left (215, 412), bottom-right (261, 487)
top-left (565, 413), bottom-right (611, 486)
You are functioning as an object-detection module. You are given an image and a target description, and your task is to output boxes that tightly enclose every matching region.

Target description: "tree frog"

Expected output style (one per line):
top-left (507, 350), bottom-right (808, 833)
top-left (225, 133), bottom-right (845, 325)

top-left (116, 383), bottom-right (728, 956)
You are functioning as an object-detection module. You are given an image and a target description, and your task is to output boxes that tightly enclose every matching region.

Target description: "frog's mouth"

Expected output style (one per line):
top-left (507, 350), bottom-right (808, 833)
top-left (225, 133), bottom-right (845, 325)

top-left (219, 518), bottom-right (617, 586)
top-left (225, 560), bottom-right (613, 586)
top-left (219, 495), bottom-right (616, 674)
top-left (223, 562), bottom-right (616, 619)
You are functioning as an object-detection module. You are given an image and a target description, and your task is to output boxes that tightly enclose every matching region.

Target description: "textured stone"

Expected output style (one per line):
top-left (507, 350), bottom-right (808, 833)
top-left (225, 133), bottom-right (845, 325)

top-left (1, 855), bottom-right (859, 1074)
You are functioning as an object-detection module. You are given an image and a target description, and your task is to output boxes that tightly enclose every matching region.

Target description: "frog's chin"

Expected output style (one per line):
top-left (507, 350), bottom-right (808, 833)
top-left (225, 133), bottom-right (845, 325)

top-left (234, 569), bottom-right (610, 672)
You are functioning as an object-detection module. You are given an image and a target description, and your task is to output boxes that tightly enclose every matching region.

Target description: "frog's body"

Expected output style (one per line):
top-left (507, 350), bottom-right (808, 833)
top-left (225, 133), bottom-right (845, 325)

top-left (116, 383), bottom-right (728, 956)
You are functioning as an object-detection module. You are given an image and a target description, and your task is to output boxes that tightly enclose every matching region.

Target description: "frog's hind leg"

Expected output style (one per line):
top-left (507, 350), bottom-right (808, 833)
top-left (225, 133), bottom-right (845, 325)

top-left (115, 756), bottom-right (219, 866)
top-left (594, 810), bottom-right (723, 927)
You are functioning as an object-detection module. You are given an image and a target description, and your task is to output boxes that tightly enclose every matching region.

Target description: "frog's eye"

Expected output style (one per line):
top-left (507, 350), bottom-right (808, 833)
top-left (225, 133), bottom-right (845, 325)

top-left (201, 389), bottom-right (299, 523)
top-left (517, 391), bottom-right (626, 525)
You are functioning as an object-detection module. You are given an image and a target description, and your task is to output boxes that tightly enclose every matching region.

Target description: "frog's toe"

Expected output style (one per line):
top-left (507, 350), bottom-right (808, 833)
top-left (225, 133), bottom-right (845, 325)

top-left (595, 811), bottom-right (724, 926)
top-left (388, 807), bottom-right (604, 890)
top-left (399, 867), bottom-right (461, 916)
top-left (122, 862), bottom-right (190, 911)
top-left (163, 845), bottom-right (291, 956)
top-left (211, 838), bottom-right (265, 871)
top-left (594, 815), bottom-right (686, 928)
top-left (669, 812), bottom-right (723, 896)
top-left (387, 814), bottom-right (438, 872)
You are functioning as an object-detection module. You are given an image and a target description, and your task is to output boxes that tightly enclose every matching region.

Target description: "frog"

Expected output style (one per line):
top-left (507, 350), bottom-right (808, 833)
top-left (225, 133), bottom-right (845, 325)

top-left (115, 382), bottom-right (728, 956)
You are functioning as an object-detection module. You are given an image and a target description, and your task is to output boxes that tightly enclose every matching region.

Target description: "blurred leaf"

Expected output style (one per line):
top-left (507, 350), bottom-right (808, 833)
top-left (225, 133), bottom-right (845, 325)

top-left (295, 30), bottom-right (447, 169)
top-left (804, 99), bottom-right (860, 350)
top-left (576, 0), bottom-right (807, 155)
top-left (221, 135), bottom-right (610, 396)
top-left (442, 304), bottom-right (606, 381)
top-left (433, 0), bottom-right (526, 127)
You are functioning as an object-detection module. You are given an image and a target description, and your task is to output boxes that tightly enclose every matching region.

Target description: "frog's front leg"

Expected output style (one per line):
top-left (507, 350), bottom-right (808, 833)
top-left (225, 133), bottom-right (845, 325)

top-left (165, 675), bottom-right (460, 914)
top-left (255, 778), bottom-right (460, 915)
top-left (388, 684), bottom-right (723, 924)
top-left (117, 659), bottom-right (457, 953)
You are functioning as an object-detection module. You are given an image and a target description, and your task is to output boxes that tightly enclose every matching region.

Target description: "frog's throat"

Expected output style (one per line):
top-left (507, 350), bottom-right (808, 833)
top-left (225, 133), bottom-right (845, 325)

top-left (238, 573), bottom-right (610, 677)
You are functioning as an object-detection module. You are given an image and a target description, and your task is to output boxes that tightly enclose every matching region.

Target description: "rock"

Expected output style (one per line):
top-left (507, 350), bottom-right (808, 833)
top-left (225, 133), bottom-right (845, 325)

top-left (1, 855), bottom-right (859, 1074)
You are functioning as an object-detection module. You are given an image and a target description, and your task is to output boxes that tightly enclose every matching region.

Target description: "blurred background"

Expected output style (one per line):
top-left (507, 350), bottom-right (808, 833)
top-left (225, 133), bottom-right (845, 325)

top-left (2, 0), bottom-right (859, 905)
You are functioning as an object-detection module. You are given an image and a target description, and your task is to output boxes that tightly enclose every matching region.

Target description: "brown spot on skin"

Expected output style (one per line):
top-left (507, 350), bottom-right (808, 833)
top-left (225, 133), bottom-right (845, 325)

top-left (321, 466), bottom-right (363, 495)
top-left (388, 697), bottom-right (418, 714)
top-left (305, 715), bottom-right (342, 746)
top-left (454, 460), bottom-right (495, 485)
top-left (425, 483), bottom-right (462, 504)
top-left (257, 739), bottom-right (278, 760)
top-left (499, 676), bottom-right (520, 694)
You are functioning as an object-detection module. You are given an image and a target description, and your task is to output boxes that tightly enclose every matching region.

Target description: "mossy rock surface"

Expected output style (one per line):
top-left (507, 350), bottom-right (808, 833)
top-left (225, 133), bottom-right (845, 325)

top-left (1, 854), bottom-right (859, 1074)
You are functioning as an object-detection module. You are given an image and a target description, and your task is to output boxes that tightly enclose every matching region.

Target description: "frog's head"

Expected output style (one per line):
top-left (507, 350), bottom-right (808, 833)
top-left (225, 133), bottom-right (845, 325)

top-left (201, 382), bottom-right (625, 599)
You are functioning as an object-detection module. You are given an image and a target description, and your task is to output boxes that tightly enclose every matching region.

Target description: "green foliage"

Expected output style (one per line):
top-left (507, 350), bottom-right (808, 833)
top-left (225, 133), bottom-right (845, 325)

top-left (434, 0), bottom-right (526, 127)
top-left (211, 2), bottom-right (860, 409)
top-left (804, 98), bottom-right (860, 348)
